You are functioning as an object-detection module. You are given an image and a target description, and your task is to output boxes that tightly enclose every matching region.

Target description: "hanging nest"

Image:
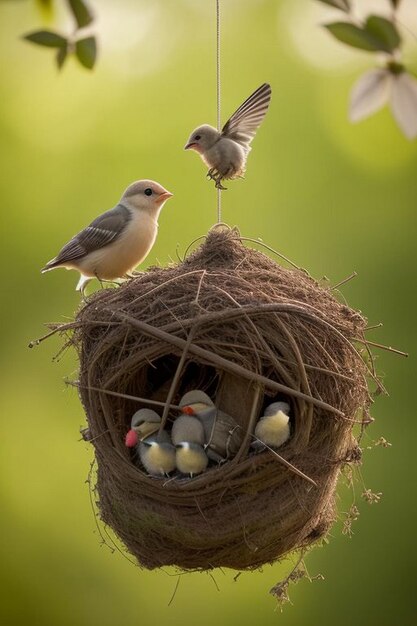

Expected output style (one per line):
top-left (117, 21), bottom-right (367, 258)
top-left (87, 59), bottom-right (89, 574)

top-left (64, 226), bottom-right (375, 573)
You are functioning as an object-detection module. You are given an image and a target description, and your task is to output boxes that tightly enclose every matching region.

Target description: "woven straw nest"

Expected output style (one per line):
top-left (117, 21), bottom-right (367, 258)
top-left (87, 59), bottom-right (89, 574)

top-left (65, 226), bottom-right (375, 574)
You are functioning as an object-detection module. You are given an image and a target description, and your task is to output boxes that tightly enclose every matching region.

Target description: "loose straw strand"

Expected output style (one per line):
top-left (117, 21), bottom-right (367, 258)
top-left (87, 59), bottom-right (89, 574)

top-left (216, 0), bottom-right (222, 223)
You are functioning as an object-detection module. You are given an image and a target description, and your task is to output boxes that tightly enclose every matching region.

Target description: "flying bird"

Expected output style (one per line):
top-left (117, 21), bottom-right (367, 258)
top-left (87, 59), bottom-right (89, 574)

top-left (184, 83), bottom-right (271, 189)
top-left (176, 442), bottom-right (209, 478)
top-left (179, 390), bottom-right (243, 462)
top-left (41, 179), bottom-right (173, 294)
top-left (253, 401), bottom-right (291, 450)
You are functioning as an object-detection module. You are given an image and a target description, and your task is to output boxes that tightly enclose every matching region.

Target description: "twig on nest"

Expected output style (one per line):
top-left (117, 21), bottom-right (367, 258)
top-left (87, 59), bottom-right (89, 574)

top-left (65, 380), bottom-right (181, 410)
top-left (109, 309), bottom-right (346, 417)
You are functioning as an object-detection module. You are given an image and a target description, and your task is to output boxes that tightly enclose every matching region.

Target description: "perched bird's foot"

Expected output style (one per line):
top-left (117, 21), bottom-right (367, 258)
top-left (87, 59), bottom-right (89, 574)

top-left (125, 271), bottom-right (142, 279)
top-left (206, 169), bottom-right (215, 180)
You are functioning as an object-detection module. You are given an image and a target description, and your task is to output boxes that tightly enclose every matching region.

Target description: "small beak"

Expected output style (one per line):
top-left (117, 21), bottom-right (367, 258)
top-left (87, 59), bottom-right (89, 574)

top-left (125, 429), bottom-right (138, 448)
top-left (184, 142), bottom-right (195, 150)
top-left (158, 191), bottom-right (173, 203)
top-left (182, 406), bottom-right (195, 416)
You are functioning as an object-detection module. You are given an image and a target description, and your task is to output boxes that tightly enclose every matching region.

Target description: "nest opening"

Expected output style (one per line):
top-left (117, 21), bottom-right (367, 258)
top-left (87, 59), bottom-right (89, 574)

top-left (69, 226), bottom-right (371, 572)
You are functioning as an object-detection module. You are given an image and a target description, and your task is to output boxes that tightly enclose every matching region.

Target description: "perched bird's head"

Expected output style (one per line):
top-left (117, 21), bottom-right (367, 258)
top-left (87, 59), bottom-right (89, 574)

top-left (184, 125), bottom-right (219, 153)
top-left (121, 180), bottom-right (173, 212)
top-left (125, 408), bottom-right (161, 447)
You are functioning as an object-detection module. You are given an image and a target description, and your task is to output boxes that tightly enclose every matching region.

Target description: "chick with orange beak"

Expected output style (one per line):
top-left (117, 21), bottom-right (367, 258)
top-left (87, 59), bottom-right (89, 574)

top-left (179, 390), bottom-right (243, 463)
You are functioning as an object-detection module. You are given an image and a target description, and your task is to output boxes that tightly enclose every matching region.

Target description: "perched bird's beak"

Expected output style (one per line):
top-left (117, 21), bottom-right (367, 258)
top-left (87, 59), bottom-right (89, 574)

top-left (184, 142), bottom-right (195, 150)
top-left (157, 191), bottom-right (174, 203)
top-left (182, 406), bottom-right (195, 415)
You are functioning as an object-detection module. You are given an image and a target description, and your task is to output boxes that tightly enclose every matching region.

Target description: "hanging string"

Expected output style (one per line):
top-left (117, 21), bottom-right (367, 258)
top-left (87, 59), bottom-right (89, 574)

top-left (216, 0), bottom-right (222, 223)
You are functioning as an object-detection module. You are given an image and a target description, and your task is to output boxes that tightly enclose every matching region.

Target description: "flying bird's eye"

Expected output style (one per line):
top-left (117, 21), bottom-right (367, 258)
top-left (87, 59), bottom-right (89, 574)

top-left (144, 188), bottom-right (153, 196)
top-left (194, 135), bottom-right (201, 141)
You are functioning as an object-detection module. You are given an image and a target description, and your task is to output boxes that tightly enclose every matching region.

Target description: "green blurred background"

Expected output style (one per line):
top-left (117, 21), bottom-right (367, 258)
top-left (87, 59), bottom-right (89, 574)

top-left (1, 0), bottom-right (415, 624)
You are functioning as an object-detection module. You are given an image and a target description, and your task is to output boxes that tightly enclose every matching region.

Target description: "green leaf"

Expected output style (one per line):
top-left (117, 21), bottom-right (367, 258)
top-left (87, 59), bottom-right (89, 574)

top-left (365, 15), bottom-right (401, 53)
top-left (56, 44), bottom-right (68, 70)
top-left (67, 0), bottom-right (93, 28)
top-left (75, 36), bottom-right (97, 69)
top-left (316, 0), bottom-right (351, 12)
top-left (23, 30), bottom-right (67, 48)
top-left (324, 22), bottom-right (380, 51)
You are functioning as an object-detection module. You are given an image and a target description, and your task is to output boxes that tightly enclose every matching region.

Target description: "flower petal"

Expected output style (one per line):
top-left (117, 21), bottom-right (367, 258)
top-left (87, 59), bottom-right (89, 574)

top-left (391, 72), bottom-right (417, 140)
top-left (349, 68), bottom-right (391, 123)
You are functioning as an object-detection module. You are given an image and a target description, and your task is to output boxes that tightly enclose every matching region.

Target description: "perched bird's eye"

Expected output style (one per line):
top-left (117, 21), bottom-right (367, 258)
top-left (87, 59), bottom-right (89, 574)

top-left (194, 135), bottom-right (201, 141)
top-left (144, 188), bottom-right (153, 196)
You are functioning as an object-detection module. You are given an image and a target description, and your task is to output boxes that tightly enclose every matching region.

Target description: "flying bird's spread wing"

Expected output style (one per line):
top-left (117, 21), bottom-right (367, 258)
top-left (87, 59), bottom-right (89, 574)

top-left (42, 204), bottom-right (132, 271)
top-left (221, 83), bottom-right (271, 147)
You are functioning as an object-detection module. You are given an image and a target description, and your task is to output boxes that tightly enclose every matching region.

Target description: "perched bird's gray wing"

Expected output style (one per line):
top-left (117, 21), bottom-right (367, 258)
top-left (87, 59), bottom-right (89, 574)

top-left (42, 204), bottom-right (132, 271)
top-left (221, 83), bottom-right (271, 147)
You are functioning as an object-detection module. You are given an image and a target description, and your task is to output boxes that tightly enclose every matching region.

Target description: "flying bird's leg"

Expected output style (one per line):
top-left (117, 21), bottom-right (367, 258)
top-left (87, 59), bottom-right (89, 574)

top-left (214, 176), bottom-right (227, 190)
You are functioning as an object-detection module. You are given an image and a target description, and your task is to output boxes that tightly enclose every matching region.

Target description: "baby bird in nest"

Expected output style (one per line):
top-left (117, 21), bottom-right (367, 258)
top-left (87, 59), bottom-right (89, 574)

top-left (253, 402), bottom-right (291, 451)
top-left (125, 409), bottom-right (175, 477)
top-left (176, 442), bottom-right (209, 478)
top-left (172, 403), bottom-right (209, 477)
top-left (184, 83), bottom-right (271, 189)
top-left (179, 390), bottom-right (243, 463)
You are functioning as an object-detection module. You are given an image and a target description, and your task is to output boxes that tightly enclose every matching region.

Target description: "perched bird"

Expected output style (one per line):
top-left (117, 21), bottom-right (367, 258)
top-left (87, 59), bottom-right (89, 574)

top-left (184, 83), bottom-right (271, 189)
top-left (176, 442), bottom-right (209, 478)
top-left (253, 401), bottom-right (291, 450)
top-left (125, 409), bottom-right (175, 476)
top-left (41, 179), bottom-right (173, 293)
top-left (179, 390), bottom-right (243, 463)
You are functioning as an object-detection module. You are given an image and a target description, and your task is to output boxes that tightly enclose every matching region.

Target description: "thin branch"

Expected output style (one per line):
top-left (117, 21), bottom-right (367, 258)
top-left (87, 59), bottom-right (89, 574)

top-left (65, 379), bottom-right (181, 410)
top-left (355, 338), bottom-right (408, 357)
top-left (331, 271), bottom-right (357, 290)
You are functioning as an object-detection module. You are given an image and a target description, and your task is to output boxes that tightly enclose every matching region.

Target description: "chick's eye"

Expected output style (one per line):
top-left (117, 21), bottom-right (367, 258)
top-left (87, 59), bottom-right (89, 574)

top-left (194, 135), bottom-right (201, 141)
top-left (144, 188), bottom-right (153, 196)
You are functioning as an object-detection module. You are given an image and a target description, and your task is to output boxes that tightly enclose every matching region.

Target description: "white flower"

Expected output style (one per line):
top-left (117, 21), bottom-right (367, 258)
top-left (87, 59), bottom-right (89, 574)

top-left (349, 67), bottom-right (417, 139)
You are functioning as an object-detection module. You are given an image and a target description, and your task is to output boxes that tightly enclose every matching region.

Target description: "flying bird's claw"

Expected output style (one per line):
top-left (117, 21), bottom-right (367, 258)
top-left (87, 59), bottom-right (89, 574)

top-left (215, 180), bottom-right (227, 190)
